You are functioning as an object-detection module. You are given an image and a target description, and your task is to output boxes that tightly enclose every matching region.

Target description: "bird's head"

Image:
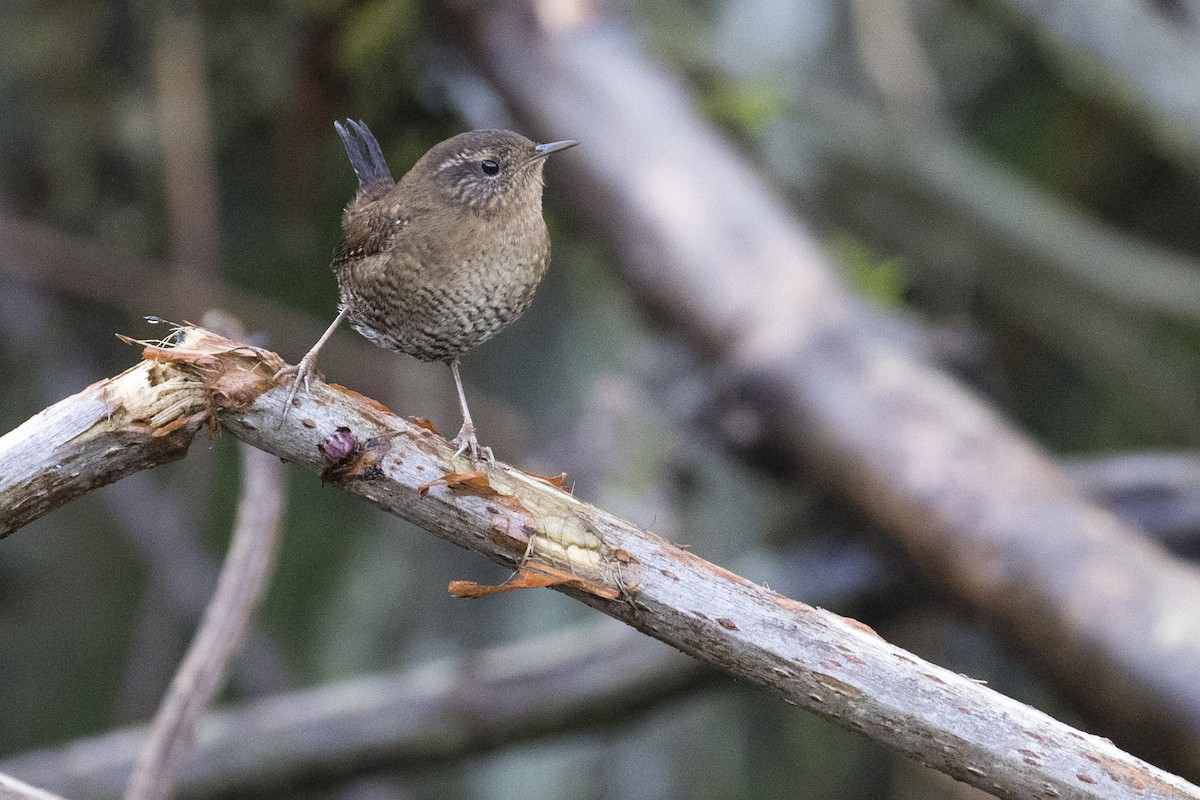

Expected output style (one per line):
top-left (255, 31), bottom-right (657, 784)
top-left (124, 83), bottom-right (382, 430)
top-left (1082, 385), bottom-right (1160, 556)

top-left (408, 129), bottom-right (578, 212)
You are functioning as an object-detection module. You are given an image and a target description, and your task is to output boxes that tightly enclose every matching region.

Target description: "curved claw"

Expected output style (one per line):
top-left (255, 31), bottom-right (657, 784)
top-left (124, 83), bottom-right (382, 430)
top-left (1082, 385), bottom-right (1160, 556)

top-left (273, 356), bottom-right (319, 417)
top-left (275, 307), bottom-right (349, 419)
top-left (451, 421), bottom-right (495, 464)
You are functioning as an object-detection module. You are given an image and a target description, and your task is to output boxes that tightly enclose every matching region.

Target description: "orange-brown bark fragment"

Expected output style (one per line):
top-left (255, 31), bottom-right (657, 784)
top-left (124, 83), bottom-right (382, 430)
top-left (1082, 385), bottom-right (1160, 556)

top-left (842, 616), bottom-right (882, 638)
top-left (329, 383), bottom-right (393, 414)
top-left (411, 417), bottom-right (441, 435)
top-left (521, 469), bottom-right (573, 493)
top-left (152, 410), bottom-right (209, 438)
top-left (448, 569), bottom-right (565, 597)
top-left (126, 334), bottom-right (280, 412)
top-left (418, 471), bottom-right (501, 498)
top-left (448, 563), bottom-right (620, 600)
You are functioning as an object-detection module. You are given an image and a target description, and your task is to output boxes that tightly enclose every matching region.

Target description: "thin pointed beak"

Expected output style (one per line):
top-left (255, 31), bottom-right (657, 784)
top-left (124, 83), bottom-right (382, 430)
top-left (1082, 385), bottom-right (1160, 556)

top-left (533, 139), bottom-right (579, 158)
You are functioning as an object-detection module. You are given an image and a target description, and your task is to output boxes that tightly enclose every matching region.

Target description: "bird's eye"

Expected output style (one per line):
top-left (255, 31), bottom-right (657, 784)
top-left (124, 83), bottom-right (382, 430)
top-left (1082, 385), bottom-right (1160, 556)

top-left (480, 159), bottom-right (500, 175)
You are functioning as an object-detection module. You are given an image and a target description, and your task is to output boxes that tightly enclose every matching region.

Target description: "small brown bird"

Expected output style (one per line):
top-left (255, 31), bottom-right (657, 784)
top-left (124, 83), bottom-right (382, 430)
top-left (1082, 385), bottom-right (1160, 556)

top-left (276, 120), bottom-right (577, 460)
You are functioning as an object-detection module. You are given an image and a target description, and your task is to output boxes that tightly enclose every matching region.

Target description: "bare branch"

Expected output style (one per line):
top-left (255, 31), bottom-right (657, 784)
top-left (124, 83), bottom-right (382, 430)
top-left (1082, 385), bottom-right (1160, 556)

top-left (848, 0), bottom-right (944, 120)
top-left (3, 623), bottom-right (702, 799)
top-left (0, 347), bottom-right (210, 537)
top-left (1, 532), bottom-right (905, 798)
top-left (988, 0), bottom-right (1200, 177)
top-left (151, 1), bottom-right (221, 307)
top-left (123, 441), bottom-right (284, 800)
top-left (437, 0), bottom-right (1200, 772)
top-left (3, 325), bottom-right (1193, 799)
top-left (792, 84), bottom-right (1200, 326)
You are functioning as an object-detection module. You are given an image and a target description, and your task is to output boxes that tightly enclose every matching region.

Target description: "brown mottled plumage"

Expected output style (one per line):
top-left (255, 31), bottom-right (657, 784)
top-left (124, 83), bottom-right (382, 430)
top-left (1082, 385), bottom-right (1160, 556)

top-left (276, 121), bottom-right (577, 461)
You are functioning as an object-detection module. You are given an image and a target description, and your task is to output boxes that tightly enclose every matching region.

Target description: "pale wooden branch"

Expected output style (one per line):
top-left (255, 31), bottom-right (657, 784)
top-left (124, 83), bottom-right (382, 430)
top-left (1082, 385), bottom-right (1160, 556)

top-left (124, 442), bottom-right (284, 800)
top-left (0, 773), bottom-right (67, 800)
top-left (0, 348), bottom-right (209, 537)
top-left (440, 0), bottom-right (1200, 773)
top-left (1, 326), bottom-right (1195, 799)
top-left (3, 622), bottom-right (702, 799)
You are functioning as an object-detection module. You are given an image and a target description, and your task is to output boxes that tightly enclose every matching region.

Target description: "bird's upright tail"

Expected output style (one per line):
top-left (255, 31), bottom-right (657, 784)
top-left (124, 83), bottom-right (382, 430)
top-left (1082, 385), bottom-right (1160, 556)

top-left (335, 119), bottom-right (394, 190)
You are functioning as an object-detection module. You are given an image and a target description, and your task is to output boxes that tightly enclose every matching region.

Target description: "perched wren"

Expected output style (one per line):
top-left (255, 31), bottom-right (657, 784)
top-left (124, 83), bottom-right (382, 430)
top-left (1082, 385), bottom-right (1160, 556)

top-left (276, 121), bottom-right (577, 461)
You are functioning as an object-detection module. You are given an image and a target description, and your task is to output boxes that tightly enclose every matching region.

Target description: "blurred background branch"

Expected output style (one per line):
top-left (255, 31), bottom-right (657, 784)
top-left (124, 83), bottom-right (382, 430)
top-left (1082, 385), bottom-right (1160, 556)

top-left (0, 772), bottom-right (68, 800)
top-left (440, 0), bottom-right (1200, 774)
top-left (5, 0), bottom-right (1200, 797)
top-left (988, 0), bottom-right (1200, 178)
top-left (2, 618), bottom-right (708, 798)
top-left (124, 440), bottom-right (284, 800)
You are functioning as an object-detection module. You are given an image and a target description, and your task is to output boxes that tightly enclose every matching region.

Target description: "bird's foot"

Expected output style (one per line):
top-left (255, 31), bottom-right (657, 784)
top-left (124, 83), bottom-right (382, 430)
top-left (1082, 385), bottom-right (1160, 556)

top-left (273, 354), bottom-right (321, 416)
top-left (452, 421), bottom-right (495, 464)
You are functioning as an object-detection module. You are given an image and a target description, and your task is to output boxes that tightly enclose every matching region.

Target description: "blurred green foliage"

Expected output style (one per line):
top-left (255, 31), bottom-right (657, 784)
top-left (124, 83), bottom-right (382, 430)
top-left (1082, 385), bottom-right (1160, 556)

top-left (827, 232), bottom-right (910, 306)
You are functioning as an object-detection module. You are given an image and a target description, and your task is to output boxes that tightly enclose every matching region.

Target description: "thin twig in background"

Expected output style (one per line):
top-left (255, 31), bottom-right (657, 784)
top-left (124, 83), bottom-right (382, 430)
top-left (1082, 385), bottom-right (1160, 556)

top-left (784, 83), bottom-right (1200, 436)
top-left (107, 468), bottom-right (293, 721)
top-left (848, 0), bottom-right (944, 120)
top-left (151, 0), bottom-right (221, 308)
top-left (3, 622), bottom-right (703, 799)
top-left (0, 534), bottom-right (905, 798)
top-left (123, 442), bottom-right (284, 800)
top-left (988, 0), bottom-right (1200, 178)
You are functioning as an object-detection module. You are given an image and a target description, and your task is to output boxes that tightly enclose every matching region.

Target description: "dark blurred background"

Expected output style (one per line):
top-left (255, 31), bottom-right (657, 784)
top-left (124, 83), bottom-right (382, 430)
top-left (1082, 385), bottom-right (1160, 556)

top-left (3, 0), bottom-right (1200, 797)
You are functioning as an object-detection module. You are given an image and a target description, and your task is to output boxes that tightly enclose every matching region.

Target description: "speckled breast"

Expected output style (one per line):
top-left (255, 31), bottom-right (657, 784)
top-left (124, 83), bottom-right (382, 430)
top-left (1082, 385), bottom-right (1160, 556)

top-left (342, 249), bottom-right (550, 363)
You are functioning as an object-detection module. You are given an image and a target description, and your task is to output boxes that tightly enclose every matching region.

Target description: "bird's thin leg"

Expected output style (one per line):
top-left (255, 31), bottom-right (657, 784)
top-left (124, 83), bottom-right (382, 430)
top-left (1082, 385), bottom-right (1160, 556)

top-left (449, 358), bottom-right (493, 463)
top-left (274, 306), bottom-right (350, 413)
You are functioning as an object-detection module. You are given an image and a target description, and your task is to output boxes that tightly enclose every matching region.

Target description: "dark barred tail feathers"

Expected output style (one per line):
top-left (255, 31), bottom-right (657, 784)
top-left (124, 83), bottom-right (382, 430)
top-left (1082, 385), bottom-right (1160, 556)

top-left (335, 119), bottom-right (394, 191)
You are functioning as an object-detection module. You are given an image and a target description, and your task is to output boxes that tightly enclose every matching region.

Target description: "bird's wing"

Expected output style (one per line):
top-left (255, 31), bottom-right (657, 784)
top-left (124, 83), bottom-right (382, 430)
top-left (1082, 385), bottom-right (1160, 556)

top-left (331, 201), bottom-right (425, 284)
